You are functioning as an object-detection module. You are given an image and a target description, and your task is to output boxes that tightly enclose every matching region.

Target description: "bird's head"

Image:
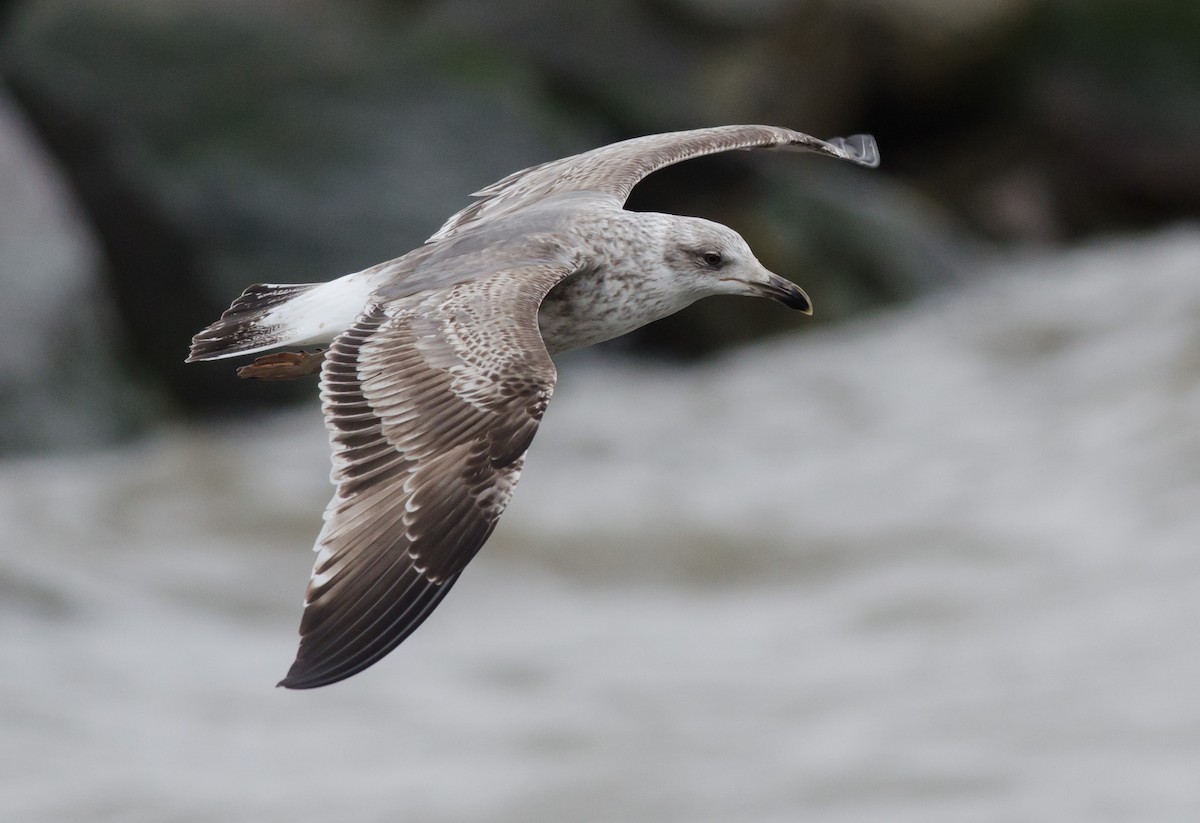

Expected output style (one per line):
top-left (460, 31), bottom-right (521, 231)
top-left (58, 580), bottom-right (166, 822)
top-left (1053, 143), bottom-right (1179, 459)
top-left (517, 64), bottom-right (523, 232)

top-left (663, 216), bottom-right (811, 314)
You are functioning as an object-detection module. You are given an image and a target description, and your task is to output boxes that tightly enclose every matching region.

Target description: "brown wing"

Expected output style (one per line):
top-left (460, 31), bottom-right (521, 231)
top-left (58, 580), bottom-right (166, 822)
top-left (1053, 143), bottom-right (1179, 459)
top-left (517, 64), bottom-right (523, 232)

top-left (429, 125), bottom-right (879, 242)
top-left (279, 262), bottom-right (578, 689)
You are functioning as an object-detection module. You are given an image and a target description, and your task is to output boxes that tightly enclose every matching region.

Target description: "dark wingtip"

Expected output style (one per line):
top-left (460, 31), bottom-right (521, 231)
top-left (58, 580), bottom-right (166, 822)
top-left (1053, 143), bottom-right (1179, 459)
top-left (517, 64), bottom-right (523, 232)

top-left (827, 134), bottom-right (880, 168)
top-left (276, 661), bottom-right (363, 690)
top-left (274, 572), bottom-right (463, 690)
top-left (277, 674), bottom-right (316, 690)
top-left (276, 656), bottom-right (358, 690)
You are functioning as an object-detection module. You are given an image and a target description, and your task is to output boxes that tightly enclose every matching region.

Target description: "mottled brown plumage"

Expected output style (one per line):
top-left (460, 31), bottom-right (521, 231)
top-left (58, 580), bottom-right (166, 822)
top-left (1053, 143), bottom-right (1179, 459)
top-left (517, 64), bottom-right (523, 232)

top-left (187, 125), bottom-right (879, 688)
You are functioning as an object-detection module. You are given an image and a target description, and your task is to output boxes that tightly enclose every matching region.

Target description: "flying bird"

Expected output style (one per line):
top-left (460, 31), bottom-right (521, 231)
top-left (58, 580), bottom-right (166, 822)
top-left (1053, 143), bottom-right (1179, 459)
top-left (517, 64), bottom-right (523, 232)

top-left (188, 125), bottom-right (880, 688)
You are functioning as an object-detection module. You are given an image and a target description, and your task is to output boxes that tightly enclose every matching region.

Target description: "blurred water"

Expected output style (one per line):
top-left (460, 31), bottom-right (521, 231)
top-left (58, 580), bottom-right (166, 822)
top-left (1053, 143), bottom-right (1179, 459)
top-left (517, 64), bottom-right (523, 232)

top-left (3, 229), bottom-right (1199, 822)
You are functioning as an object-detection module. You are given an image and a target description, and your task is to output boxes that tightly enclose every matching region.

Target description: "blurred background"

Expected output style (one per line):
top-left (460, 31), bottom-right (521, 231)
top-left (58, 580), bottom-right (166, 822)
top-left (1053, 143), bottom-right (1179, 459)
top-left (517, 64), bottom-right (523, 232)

top-left (2, 0), bottom-right (1199, 820)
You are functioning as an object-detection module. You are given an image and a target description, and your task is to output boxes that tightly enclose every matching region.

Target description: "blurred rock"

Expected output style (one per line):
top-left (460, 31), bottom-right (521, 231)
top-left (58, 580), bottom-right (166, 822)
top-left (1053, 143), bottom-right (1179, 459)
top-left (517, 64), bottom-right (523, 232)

top-left (2, 0), bottom-right (590, 415)
top-left (0, 88), bottom-right (152, 453)
top-left (3, 68), bottom-right (259, 414)
top-left (861, 0), bottom-right (1200, 240)
top-left (2, 0), bottom-right (923, 415)
top-left (1027, 0), bottom-right (1200, 232)
top-left (424, 0), bottom-right (877, 132)
top-left (1, 0), bottom-right (1196, 434)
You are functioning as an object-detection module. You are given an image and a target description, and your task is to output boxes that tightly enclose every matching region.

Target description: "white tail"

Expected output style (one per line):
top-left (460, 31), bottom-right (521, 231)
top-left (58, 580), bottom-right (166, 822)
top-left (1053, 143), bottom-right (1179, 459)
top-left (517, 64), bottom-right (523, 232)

top-left (187, 272), bottom-right (375, 362)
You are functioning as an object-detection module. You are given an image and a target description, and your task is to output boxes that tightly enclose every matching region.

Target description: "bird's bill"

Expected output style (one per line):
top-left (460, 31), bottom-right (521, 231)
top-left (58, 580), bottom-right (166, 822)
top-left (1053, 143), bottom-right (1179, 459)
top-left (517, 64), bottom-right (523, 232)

top-left (748, 271), bottom-right (813, 314)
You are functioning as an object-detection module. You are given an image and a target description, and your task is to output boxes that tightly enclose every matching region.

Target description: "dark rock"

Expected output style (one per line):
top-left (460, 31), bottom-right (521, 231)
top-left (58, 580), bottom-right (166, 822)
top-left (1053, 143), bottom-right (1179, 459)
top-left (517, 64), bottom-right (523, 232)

top-left (5, 0), bottom-right (1194, 433)
top-left (0, 88), bottom-right (153, 452)
top-left (1, 1), bottom-right (588, 414)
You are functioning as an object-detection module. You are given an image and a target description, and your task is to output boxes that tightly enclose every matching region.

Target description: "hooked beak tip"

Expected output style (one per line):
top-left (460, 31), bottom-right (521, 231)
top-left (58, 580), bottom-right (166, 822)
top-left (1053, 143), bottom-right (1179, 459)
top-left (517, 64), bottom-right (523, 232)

top-left (792, 291), bottom-right (814, 315)
top-left (763, 273), bottom-right (812, 315)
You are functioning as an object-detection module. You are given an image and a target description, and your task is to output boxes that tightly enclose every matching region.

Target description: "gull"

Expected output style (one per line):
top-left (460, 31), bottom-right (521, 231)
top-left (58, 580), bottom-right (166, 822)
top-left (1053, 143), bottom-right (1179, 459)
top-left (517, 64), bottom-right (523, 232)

top-left (187, 125), bottom-right (879, 688)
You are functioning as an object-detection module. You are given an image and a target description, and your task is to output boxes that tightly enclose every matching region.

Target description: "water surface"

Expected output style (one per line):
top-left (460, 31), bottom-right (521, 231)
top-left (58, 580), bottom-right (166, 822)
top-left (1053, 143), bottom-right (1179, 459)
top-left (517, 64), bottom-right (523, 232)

top-left (4, 230), bottom-right (1200, 822)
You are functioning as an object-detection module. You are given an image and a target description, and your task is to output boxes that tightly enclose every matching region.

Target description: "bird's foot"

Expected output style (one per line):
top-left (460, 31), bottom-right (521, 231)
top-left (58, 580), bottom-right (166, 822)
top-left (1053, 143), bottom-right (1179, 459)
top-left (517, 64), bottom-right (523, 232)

top-left (236, 350), bottom-right (326, 380)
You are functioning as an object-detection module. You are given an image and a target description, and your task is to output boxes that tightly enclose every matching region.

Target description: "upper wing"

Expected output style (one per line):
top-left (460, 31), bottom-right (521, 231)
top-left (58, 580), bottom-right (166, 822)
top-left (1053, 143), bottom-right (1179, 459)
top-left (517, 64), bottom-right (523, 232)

top-left (429, 125), bottom-right (879, 242)
top-left (279, 261), bottom-right (579, 689)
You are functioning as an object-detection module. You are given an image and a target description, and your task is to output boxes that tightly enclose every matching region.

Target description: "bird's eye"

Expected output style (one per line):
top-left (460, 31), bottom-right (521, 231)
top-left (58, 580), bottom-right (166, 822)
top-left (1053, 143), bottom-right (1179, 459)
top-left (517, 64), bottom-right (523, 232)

top-left (701, 251), bottom-right (723, 267)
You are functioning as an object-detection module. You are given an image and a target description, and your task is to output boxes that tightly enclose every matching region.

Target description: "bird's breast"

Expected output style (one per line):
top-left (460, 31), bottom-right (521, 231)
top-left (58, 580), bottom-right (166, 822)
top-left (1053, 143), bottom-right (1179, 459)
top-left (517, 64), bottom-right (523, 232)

top-left (537, 265), bottom-right (690, 354)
